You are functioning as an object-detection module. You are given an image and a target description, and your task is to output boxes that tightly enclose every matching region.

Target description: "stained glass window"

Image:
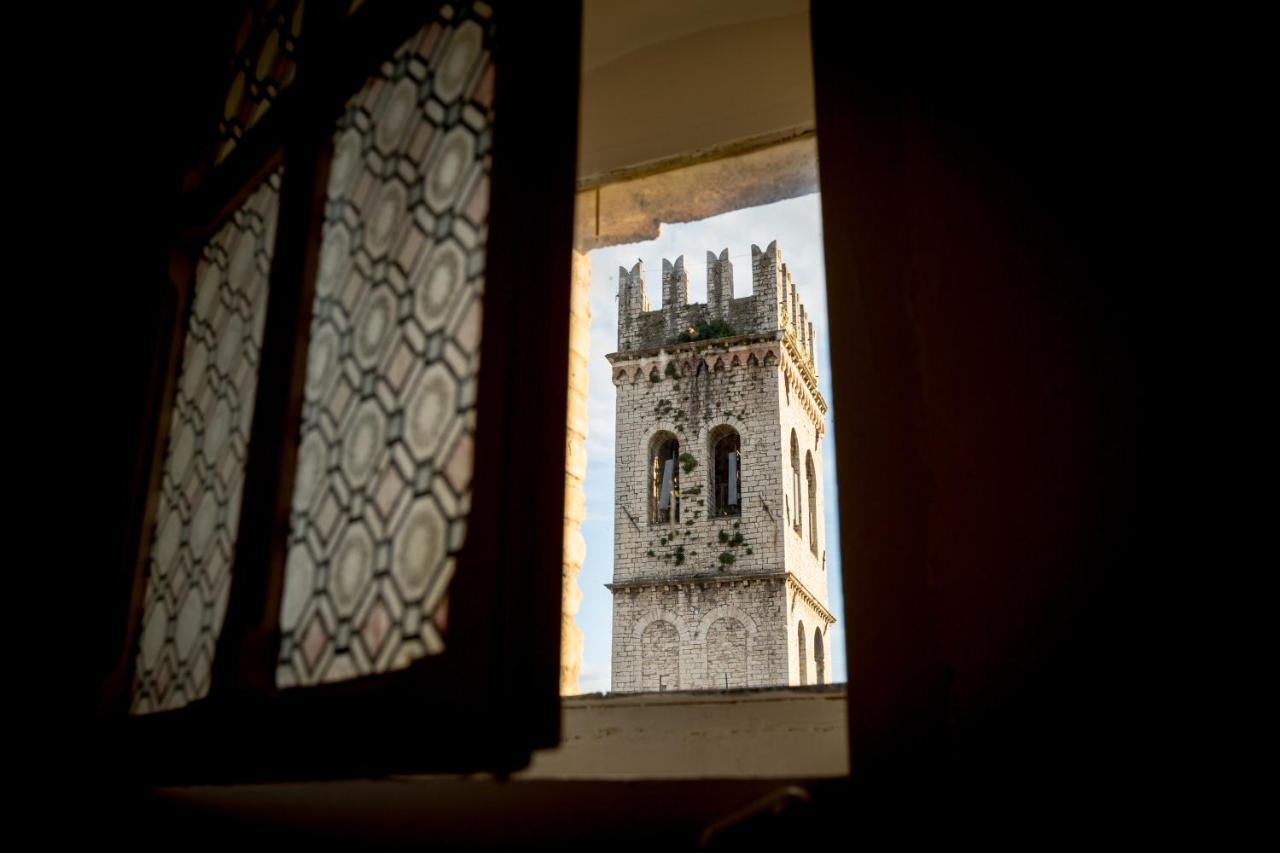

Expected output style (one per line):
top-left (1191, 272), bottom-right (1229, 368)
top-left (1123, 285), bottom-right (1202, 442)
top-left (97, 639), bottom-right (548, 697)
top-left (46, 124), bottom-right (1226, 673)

top-left (216, 0), bottom-right (304, 165)
top-left (276, 3), bottom-right (494, 688)
top-left (132, 171), bottom-right (283, 714)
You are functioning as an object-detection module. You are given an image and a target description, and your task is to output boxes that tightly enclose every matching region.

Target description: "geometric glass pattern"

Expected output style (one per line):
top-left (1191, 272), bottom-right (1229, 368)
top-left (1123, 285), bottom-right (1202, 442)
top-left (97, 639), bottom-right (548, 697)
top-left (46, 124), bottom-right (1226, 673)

top-left (132, 171), bottom-right (283, 714)
top-left (275, 2), bottom-right (494, 688)
top-left (215, 0), bottom-right (304, 165)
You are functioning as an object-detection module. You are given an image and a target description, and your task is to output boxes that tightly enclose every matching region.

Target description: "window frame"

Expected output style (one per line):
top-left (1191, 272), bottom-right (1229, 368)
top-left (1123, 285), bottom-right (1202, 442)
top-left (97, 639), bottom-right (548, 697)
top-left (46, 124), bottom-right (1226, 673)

top-left (100, 0), bottom-right (582, 784)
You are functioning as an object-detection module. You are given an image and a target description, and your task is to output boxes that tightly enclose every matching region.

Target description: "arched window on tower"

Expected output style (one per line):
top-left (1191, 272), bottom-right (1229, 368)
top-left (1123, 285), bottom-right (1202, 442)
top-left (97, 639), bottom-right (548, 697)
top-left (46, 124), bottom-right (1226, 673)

top-left (806, 450), bottom-right (818, 554)
top-left (814, 626), bottom-right (825, 685)
top-left (790, 430), bottom-right (801, 533)
top-left (797, 620), bottom-right (808, 685)
top-left (649, 432), bottom-right (680, 524)
top-left (710, 425), bottom-right (741, 517)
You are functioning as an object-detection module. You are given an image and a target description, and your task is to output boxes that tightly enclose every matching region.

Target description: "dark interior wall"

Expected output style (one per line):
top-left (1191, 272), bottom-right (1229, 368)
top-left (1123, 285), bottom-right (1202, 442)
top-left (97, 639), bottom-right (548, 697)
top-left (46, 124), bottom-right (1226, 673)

top-left (78, 1), bottom-right (237, 713)
top-left (813, 5), bottom-right (1154, 818)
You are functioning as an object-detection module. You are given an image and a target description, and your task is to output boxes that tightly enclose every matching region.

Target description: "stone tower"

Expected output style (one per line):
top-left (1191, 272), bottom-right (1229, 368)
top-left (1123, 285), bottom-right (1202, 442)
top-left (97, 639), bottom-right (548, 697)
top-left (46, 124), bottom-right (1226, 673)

top-left (607, 242), bottom-right (833, 692)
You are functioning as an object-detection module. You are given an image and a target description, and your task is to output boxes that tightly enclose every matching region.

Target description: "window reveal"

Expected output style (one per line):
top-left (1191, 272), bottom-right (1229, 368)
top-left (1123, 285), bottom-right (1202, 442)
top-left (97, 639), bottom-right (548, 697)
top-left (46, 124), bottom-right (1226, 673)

top-left (797, 620), bottom-right (808, 686)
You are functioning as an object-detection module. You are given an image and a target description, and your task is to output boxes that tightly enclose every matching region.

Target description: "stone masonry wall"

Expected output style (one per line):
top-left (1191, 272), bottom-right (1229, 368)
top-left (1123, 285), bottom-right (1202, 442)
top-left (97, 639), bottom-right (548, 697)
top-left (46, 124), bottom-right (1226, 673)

top-left (778, 355), bottom-right (827, 600)
top-left (610, 577), bottom-right (788, 691)
top-left (787, 583), bottom-right (834, 686)
top-left (561, 250), bottom-right (590, 694)
top-left (609, 337), bottom-right (784, 585)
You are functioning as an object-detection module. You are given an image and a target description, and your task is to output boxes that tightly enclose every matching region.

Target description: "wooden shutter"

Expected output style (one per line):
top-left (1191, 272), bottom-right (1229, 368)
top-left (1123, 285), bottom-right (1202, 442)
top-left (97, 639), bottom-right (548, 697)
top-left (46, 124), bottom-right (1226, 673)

top-left (102, 0), bottom-right (581, 783)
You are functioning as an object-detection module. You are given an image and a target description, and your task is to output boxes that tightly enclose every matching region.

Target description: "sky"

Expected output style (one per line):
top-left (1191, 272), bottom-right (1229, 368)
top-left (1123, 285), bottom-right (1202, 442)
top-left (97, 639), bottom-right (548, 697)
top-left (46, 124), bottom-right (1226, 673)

top-left (573, 192), bottom-right (846, 694)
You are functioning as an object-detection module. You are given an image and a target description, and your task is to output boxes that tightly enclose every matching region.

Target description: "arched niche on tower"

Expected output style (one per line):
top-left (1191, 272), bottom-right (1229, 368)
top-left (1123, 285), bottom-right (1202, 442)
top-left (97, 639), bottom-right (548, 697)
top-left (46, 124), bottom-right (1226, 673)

top-left (814, 625), bottom-right (826, 686)
top-left (797, 619), bottom-right (808, 685)
top-left (646, 430), bottom-right (681, 525)
top-left (708, 424), bottom-right (742, 517)
top-left (806, 450), bottom-right (818, 554)
top-left (790, 429), bottom-right (802, 533)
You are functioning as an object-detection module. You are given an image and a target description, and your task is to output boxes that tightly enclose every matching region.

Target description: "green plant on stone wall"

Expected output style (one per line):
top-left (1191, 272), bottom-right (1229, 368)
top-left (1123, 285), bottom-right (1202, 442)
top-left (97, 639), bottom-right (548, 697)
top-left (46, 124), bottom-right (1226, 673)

top-left (672, 319), bottom-right (736, 344)
top-left (679, 452), bottom-right (697, 474)
top-left (719, 551), bottom-right (736, 566)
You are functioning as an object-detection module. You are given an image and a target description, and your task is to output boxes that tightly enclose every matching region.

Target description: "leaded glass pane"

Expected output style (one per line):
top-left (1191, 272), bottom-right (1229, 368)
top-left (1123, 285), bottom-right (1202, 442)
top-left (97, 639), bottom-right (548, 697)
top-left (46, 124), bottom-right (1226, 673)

top-left (276, 3), bottom-right (494, 688)
top-left (216, 0), bottom-right (305, 165)
top-left (132, 171), bottom-right (283, 714)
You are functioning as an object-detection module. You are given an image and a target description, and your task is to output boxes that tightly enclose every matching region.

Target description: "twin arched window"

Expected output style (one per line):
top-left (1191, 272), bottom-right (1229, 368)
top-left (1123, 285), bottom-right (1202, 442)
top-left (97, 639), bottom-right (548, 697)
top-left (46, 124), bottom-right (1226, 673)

top-left (651, 428), bottom-right (744, 522)
top-left (798, 621), bottom-right (827, 686)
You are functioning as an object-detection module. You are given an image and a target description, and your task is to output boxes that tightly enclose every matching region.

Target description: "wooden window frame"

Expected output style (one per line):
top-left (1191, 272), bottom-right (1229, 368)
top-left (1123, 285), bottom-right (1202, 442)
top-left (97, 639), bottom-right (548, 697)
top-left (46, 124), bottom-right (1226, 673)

top-left (99, 0), bottom-right (582, 784)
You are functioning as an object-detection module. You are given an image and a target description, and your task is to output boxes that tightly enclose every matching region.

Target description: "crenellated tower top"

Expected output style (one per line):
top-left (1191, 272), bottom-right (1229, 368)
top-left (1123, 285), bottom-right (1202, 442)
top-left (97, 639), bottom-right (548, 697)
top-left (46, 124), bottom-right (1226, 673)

top-left (614, 241), bottom-right (818, 374)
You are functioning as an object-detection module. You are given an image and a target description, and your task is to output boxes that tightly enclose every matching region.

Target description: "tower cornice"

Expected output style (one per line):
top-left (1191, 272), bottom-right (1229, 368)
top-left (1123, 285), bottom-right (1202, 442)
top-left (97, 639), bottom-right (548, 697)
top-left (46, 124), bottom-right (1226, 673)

top-left (606, 571), bottom-right (836, 626)
top-left (606, 330), bottom-right (828, 421)
top-left (605, 330), bottom-right (779, 364)
top-left (780, 328), bottom-right (828, 416)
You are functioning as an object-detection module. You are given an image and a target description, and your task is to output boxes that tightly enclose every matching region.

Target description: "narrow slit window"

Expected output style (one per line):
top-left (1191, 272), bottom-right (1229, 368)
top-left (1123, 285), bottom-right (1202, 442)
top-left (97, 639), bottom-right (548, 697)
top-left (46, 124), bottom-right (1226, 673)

top-left (790, 429), bottom-right (802, 534)
top-left (798, 620), bottom-right (808, 686)
top-left (814, 626), bottom-right (825, 685)
top-left (806, 450), bottom-right (818, 554)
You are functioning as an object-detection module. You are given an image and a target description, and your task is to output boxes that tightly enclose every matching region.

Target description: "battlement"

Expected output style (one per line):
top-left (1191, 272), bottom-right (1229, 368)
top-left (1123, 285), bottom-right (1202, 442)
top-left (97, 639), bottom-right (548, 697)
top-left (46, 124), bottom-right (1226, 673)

top-left (615, 241), bottom-right (818, 373)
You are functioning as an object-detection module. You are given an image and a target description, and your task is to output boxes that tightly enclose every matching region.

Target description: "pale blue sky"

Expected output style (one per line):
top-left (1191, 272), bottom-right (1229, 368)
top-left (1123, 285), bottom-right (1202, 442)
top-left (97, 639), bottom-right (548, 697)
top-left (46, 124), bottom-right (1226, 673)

top-left (574, 192), bottom-right (846, 693)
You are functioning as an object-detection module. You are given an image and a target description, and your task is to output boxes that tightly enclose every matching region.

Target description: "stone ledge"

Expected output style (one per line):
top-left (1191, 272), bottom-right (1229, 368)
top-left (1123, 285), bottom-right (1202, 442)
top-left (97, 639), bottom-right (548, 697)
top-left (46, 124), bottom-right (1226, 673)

top-left (520, 684), bottom-right (848, 780)
top-left (606, 571), bottom-right (836, 626)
